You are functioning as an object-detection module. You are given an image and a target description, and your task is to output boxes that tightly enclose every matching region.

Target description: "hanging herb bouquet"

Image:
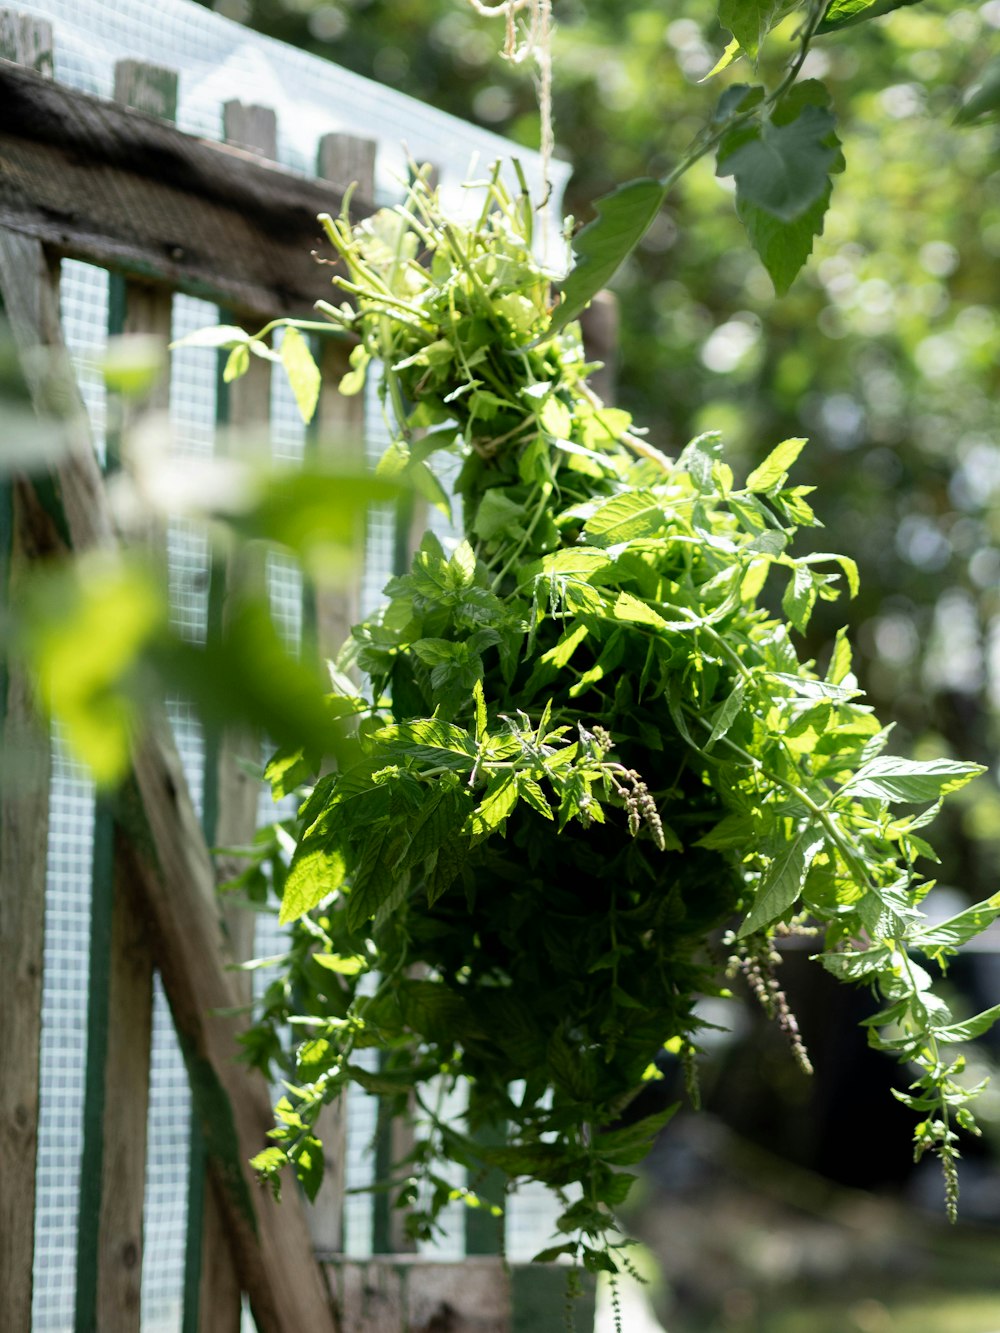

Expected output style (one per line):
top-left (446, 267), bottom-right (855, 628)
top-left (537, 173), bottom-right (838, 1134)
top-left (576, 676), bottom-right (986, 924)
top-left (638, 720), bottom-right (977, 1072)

top-left (229, 168), bottom-right (996, 1273)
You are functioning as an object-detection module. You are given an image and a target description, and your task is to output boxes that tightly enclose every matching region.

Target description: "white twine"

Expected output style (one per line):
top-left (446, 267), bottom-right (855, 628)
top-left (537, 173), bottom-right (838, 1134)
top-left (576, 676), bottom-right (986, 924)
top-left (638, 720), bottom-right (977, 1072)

top-left (466, 0), bottom-right (554, 226)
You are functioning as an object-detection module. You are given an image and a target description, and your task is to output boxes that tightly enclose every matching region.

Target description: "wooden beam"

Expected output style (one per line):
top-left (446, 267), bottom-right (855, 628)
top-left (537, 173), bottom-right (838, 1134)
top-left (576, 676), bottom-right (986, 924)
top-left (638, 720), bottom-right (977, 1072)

top-left (0, 60), bottom-right (372, 318)
top-left (0, 480), bottom-right (51, 1333)
top-left (0, 21), bottom-right (53, 1327)
top-left (193, 98), bottom-right (281, 1333)
top-left (89, 60), bottom-right (179, 1333)
top-left (302, 131), bottom-right (379, 1259)
top-left (0, 225), bottom-right (337, 1333)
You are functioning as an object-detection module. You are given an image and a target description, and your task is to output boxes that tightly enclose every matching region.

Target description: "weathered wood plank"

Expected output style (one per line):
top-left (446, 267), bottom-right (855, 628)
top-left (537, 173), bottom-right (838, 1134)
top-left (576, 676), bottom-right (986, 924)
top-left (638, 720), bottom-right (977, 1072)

top-left (0, 61), bottom-right (372, 318)
top-left (194, 99), bottom-right (280, 1333)
top-left (579, 290), bottom-right (619, 406)
top-left (321, 1258), bottom-right (596, 1332)
top-left (303, 132), bottom-right (379, 1259)
top-left (95, 824), bottom-right (154, 1330)
top-left (0, 479), bottom-right (51, 1333)
top-left (91, 61), bottom-right (180, 1333)
top-left (213, 100), bottom-right (278, 1001)
top-left (0, 226), bottom-right (337, 1333)
top-left (0, 22), bottom-right (54, 1328)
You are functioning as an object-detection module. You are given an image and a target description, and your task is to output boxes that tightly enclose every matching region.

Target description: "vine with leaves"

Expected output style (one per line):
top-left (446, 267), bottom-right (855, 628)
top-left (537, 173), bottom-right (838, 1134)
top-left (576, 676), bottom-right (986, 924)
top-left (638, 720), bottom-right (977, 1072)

top-left (203, 164), bottom-right (1000, 1288)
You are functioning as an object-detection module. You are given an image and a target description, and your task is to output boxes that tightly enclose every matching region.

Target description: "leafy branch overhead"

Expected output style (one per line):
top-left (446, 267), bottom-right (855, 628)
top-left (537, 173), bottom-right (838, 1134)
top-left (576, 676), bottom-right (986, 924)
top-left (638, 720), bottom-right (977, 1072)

top-left (555, 0), bottom-right (933, 324)
top-left (218, 173), bottom-right (991, 1270)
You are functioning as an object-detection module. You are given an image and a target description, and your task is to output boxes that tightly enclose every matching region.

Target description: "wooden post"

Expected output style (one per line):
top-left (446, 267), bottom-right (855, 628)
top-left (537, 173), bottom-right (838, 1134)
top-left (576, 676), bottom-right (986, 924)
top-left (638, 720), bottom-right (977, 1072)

top-left (0, 6), bottom-right (53, 76)
top-left (0, 27), bottom-right (54, 1328)
top-left (579, 289), bottom-right (619, 406)
top-left (302, 131), bottom-right (380, 1259)
top-left (187, 98), bottom-right (280, 1333)
top-left (70, 60), bottom-right (178, 1333)
top-left (0, 479), bottom-right (52, 1333)
top-left (0, 226), bottom-right (338, 1333)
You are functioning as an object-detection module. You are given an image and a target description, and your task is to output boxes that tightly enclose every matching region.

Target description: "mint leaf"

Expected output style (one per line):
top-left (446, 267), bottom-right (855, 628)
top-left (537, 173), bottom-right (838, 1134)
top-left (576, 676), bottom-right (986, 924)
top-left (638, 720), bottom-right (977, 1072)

top-left (842, 757), bottom-right (985, 804)
top-left (934, 1004), bottom-right (1000, 1045)
top-left (279, 843), bottom-right (346, 924)
top-left (738, 829), bottom-right (825, 936)
top-left (745, 437), bottom-right (807, 492)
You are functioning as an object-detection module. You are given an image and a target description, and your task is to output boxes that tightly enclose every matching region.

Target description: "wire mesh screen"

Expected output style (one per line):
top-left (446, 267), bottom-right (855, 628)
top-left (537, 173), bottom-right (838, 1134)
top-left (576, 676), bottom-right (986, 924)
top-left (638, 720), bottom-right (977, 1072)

top-left (32, 738), bottom-right (95, 1331)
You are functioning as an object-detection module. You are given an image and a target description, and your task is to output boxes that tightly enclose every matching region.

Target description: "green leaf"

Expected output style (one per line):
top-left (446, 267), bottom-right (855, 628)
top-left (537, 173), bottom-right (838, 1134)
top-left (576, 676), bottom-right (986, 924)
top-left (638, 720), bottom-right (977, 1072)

top-left (293, 1136), bottom-right (325, 1203)
top-left (280, 326), bottom-right (321, 424)
top-left (820, 946), bottom-right (892, 982)
top-left (550, 179), bottom-right (666, 336)
top-left (934, 1004), bottom-right (1000, 1045)
top-left (279, 844), bottom-right (346, 924)
top-left (842, 757), bottom-right (984, 805)
top-left (583, 491), bottom-right (664, 543)
top-left (169, 324), bottom-right (252, 350)
top-left (473, 489), bottom-right (528, 541)
top-left (955, 57), bottom-right (1000, 126)
top-left (223, 343), bottom-right (250, 383)
top-left (737, 183), bottom-right (831, 295)
top-left (468, 774), bottom-right (520, 838)
top-left (718, 0), bottom-right (784, 59)
top-left (717, 105), bottom-right (838, 222)
top-left (518, 774), bottom-right (554, 820)
top-left (612, 591), bottom-right (668, 630)
top-left (250, 1146), bottom-right (287, 1175)
top-left (826, 627), bottom-right (853, 686)
top-left (818, 0), bottom-right (924, 34)
top-left (313, 953), bottom-right (368, 975)
top-left (532, 1244), bottom-right (578, 1264)
top-left (745, 437), bottom-right (808, 493)
top-left (705, 679), bottom-right (746, 751)
top-left (914, 893), bottom-right (1000, 952)
top-left (704, 35), bottom-right (741, 79)
top-left (782, 564), bottom-right (816, 634)
top-left (738, 829), bottom-right (825, 936)
top-left (371, 719), bottom-right (478, 770)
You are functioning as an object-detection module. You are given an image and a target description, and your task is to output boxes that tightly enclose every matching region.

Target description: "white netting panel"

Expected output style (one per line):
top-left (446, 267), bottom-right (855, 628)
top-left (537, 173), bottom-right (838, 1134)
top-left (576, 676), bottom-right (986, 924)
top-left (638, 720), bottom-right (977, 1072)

top-left (32, 736), bottom-right (95, 1332)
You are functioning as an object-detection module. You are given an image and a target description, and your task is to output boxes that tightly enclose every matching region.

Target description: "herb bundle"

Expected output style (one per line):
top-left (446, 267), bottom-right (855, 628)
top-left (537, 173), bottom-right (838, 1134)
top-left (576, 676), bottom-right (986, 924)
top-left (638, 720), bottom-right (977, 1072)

top-left (233, 171), bottom-right (994, 1268)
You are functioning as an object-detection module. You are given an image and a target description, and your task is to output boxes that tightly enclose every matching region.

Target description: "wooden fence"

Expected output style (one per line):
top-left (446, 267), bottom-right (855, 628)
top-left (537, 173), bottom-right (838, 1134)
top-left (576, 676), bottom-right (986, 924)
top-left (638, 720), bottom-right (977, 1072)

top-left (0, 11), bottom-right (596, 1331)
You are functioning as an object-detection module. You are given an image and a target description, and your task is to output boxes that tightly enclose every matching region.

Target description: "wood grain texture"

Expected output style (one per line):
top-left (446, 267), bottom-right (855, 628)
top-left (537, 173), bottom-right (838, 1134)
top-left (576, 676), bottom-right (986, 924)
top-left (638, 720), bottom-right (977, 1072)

top-left (196, 100), bottom-right (280, 1333)
top-left (0, 25), bottom-right (54, 1324)
top-left (0, 227), bottom-right (337, 1333)
top-left (0, 62), bottom-right (372, 318)
top-left (213, 99), bottom-right (278, 1000)
top-left (0, 481), bottom-right (51, 1333)
top-left (321, 1258), bottom-right (596, 1332)
top-left (93, 62), bottom-right (178, 1333)
top-left (302, 132), bottom-right (378, 1259)
top-left (95, 827), bottom-right (153, 1331)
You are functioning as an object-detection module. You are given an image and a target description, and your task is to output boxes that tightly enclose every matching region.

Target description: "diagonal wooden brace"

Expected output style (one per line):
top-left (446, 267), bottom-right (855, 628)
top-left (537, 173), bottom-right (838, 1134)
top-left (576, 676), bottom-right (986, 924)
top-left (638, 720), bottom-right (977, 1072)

top-left (0, 227), bottom-right (338, 1333)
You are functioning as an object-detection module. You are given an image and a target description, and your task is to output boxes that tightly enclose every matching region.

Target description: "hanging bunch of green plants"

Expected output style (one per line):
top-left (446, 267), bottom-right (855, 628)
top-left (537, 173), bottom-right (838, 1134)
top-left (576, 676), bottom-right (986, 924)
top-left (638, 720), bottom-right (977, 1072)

top-left (227, 169), bottom-right (995, 1271)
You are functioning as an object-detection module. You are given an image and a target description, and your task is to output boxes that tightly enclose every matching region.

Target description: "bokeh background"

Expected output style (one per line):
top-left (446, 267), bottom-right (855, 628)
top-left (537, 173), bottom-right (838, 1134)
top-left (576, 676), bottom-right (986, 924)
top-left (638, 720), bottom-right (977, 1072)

top-left (199, 2), bottom-right (1000, 1327)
